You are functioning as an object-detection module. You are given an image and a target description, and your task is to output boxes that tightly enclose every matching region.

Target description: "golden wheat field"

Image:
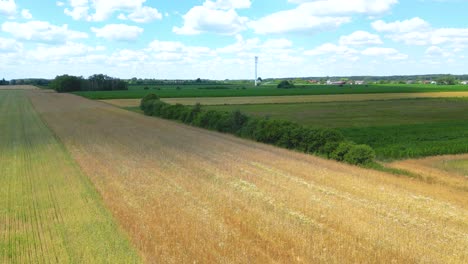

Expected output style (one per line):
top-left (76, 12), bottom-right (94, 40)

top-left (388, 154), bottom-right (468, 191)
top-left (26, 89), bottom-right (468, 263)
top-left (0, 89), bottom-right (141, 263)
top-left (100, 91), bottom-right (468, 108)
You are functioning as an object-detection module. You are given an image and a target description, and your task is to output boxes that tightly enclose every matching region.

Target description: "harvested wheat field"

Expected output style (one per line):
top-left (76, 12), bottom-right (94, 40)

top-left (0, 90), bottom-right (141, 263)
top-left (388, 154), bottom-right (468, 191)
top-left (100, 91), bottom-right (468, 107)
top-left (29, 90), bottom-right (468, 263)
top-left (0, 85), bottom-right (38, 90)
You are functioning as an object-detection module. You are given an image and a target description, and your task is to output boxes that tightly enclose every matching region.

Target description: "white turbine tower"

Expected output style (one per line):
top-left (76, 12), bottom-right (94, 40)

top-left (254, 56), bottom-right (259, 86)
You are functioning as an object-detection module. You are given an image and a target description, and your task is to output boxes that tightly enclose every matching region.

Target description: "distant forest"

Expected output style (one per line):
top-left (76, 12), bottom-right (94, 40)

top-left (50, 74), bottom-right (128, 92)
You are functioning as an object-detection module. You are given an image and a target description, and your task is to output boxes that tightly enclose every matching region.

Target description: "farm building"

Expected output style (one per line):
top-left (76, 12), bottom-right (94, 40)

top-left (326, 80), bottom-right (346, 85)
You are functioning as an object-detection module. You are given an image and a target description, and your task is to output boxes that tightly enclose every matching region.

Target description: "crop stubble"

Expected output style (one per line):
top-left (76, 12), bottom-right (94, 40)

top-left (29, 90), bottom-right (468, 263)
top-left (0, 85), bottom-right (38, 90)
top-left (0, 90), bottom-right (140, 263)
top-left (388, 154), bottom-right (468, 189)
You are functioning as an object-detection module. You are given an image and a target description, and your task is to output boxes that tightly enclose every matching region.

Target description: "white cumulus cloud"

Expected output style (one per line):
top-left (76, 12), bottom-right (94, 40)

top-left (147, 40), bottom-right (213, 56)
top-left (64, 0), bottom-right (89, 20)
top-left (372, 17), bottom-right (431, 33)
top-left (361, 47), bottom-right (408, 60)
top-left (91, 24), bottom-right (144, 41)
top-left (216, 34), bottom-right (260, 53)
top-left (1, 21), bottom-right (88, 43)
top-left (147, 40), bottom-right (185, 53)
top-left (0, 0), bottom-right (16, 17)
top-left (27, 42), bottom-right (105, 62)
top-left (173, 0), bottom-right (250, 35)
top-left (0, 37), bottom-right (22, 51)
top-left (372, 17), bottom-right (468, 48)
top-left (425, 46), bottom-right (452, 57)
top-left (63, 0), bottom-right (162, 23)
top-left (249, 13), bottom-right (350, 34)
top-left (262, 38), bottom-right (293, 49)
top-left (118, 6), bottom-right (162, 23)
top-left (215, 34), bottom-right (295, 56)
top-left (289, 0), bottom-right (398, 16)
top-left (21, 9), bottom-right (32, 19)
top-left (304, 43), bottom-right (358, 56)
top-left (204, 0), bottom-right (252, 9)
top-left (250, 0), bottom-right (397, 34)
top-left (339, 31), bottom-right (383, 46)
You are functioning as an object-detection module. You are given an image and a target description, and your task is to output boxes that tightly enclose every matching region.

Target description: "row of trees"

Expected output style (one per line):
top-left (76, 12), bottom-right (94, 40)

top-left (435, 75), bottom-right (458, 85)
top-left (50, 74), bottom-right (128, 93)
top-left (277, 74), bottom-right (468, 83)
top-left (128, 77), bottom-right (228, 86)
top-left (140, 94), bottom-right (375, 165)
top-left (1, 78), bottom-right (51, 86)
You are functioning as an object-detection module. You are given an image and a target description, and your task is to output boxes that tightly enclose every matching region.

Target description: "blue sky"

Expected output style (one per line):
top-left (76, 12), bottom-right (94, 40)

top-left (0, 0), bottom-right (467, 79)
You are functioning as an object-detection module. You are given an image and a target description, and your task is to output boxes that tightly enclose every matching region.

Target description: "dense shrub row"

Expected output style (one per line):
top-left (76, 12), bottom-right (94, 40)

top-left (140, 94), bottom-right (375, 165)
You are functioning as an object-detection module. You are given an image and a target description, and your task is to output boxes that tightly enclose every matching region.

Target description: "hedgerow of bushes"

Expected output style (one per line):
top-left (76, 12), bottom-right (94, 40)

top-left (277, 80), bottom-right (295, 89)
top-left (140, 94), bottom-right (375, 165)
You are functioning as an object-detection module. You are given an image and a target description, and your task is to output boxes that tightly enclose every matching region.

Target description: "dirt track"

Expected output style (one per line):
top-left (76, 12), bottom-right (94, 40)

top-left (100, 91), bottom-right (468, 107)
top-left (29, 90), bottom-right (468, 263)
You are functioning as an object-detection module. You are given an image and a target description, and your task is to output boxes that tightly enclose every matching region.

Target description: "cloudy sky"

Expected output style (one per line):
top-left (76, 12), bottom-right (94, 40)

top-left (0, 0), bottom-right (467, 80)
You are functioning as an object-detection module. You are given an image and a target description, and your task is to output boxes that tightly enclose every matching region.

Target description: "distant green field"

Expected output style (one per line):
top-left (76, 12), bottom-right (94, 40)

top-left (341, 122), bottom-right (468, 160)
top-left (74, 84), bottom-right (468, 100)
top-left (205, 98), bottom-right (468, 160)
top-left (204, 98), bottom-right (468, 127)
top-left (127, 84), bottom-right (248, 90)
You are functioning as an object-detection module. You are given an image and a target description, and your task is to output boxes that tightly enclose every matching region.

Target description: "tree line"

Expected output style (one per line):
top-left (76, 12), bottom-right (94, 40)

top-left (0, 78), bottom-right (50, 86)
top-left (271, 74), bottom-right (468, 83)
top-left (128, 77), bottom-right (230, 86)
top-left (50, 74), bottom-right (128, 93)
top-left (140, 94), bottom-right (375, 165)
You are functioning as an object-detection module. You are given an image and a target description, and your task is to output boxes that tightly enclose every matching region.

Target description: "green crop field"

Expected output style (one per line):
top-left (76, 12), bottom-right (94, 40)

top-left (127, 84), bottom-right (250, 90)
top-left (74, 84), bottom-right (468, 100)
top-left (0, 90), bottom-right (141, 263)
top-left (204, 98), bottom-right (468, 160)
